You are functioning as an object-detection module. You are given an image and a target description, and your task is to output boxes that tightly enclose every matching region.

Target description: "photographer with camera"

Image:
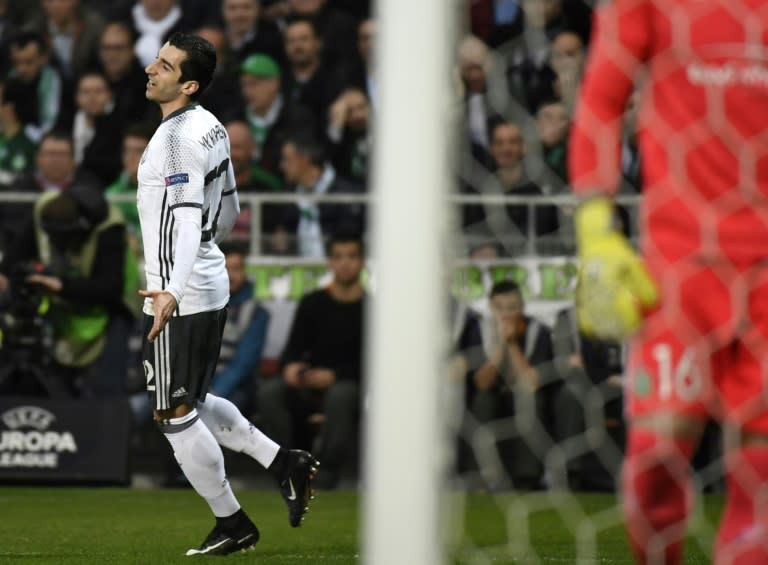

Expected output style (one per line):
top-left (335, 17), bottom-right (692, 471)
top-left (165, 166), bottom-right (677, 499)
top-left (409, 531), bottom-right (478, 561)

top-left (0, 179), bottom-right (141, 397)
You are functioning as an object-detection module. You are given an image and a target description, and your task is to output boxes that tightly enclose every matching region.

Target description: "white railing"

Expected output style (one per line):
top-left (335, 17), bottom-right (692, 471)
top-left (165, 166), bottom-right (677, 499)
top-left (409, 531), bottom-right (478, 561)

top-left (0, 191), bottom-right (643, 256)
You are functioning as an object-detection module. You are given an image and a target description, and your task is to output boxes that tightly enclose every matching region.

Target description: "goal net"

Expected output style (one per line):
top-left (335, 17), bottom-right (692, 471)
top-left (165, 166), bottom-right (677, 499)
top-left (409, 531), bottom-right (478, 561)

top-left (364, 0), bottom-right (766, 563)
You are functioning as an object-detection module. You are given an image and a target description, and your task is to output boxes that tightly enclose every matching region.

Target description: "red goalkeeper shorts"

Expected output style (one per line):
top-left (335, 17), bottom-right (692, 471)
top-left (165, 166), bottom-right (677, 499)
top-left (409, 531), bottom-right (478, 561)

top-left (626, 256), bottom-right (768, 433)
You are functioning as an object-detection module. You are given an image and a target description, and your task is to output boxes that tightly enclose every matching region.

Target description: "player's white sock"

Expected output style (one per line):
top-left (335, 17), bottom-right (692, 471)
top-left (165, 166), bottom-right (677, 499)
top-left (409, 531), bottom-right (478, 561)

top-left (198, 394), bottom-right (280, 468)
top-left (161, 409), bottom-right (240, 518)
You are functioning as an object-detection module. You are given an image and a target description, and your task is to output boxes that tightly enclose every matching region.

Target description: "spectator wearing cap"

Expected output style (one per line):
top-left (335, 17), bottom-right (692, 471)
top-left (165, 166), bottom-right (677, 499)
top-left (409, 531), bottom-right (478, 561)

top-left (237, 52), bottom-right (316, 180)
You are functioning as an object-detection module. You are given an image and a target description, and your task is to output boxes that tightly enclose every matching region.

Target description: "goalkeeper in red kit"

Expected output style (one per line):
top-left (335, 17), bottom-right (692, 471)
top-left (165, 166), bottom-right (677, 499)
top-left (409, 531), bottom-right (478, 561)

top-left (569, 1), bottom-right (768, 564)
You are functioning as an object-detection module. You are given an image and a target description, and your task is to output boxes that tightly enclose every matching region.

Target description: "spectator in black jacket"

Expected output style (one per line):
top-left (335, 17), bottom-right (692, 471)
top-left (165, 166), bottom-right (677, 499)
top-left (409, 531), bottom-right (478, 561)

top-left (97, 21), bottom-right (157, 124)
top-left (258, 232), bottom-right (366, 489)
top-left (273, 132), bottom-right (365, 257)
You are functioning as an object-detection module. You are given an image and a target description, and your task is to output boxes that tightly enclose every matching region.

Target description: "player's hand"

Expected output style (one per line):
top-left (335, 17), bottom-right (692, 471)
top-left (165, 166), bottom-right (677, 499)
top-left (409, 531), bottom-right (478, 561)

top-left (139, 289), bottom-right (177, 342)
top-left (575, 197), bottom-right (658, 340)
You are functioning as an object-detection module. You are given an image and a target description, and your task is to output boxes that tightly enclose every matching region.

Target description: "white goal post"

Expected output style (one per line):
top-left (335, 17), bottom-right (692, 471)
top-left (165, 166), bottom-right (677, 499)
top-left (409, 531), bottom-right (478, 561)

top-left (363, 0), bottom-right (458, 564)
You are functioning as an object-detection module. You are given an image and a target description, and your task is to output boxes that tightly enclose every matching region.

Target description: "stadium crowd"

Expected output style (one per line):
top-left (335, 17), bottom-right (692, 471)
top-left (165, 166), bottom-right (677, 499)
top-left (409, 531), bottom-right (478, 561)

top-left (0, 0), bottom-right (674, 491)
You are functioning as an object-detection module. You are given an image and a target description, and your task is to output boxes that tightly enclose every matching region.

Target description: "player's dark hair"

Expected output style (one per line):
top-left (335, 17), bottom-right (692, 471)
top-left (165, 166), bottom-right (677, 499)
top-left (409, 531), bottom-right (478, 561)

top-left (9, 31), bottom-right (48, 54)
top-left (167, 32), bottom-right (217, 101)
top-left (285, 132), bottom-right (325, 167)
top-left (489, 280), bottom-right (522, 299)
top-left (326, 231), bottom-right (364, 257)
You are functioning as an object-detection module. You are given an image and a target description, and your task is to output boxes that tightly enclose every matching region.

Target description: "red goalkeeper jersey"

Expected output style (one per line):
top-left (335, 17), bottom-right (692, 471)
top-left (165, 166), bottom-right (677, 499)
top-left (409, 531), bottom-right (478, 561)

top-left (569, 0), bottom-right (768, 268)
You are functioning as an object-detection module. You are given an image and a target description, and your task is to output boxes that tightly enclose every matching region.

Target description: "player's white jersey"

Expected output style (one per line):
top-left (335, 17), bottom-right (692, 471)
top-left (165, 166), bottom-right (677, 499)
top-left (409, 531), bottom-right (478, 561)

top-left (137, 104), bottom-right (236, 316)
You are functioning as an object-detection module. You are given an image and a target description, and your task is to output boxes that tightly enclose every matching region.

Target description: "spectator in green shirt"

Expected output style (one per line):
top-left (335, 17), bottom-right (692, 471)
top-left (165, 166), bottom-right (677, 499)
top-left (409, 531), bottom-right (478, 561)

top-left (0, 78), bottom-right (37, 187)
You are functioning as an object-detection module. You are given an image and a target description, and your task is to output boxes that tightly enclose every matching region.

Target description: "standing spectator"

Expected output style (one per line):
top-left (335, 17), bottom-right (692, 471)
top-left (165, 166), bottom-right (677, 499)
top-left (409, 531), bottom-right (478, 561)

top-left (470, 280), bottom-right (555, 489)
top-left (277, 133), bottom-right (365, 257)
top-left (210, 243), bottom-right (270, 413)
top-left (69, 70), bottom-right (124, 184)
top-left (97, 21), bottom-right (156, 124)
top-left (282, 16), bottom-right (343, 130)
top-left (8, 31), bottom-right (64, 143)
top-left (326, 87), bottom-right (371, 187)
top-left (0, 79), bottom-right (37, 188)
top-left (222, 0), bottom-right (284, 68)
top-left (26, 0), bottom-right (105, 82)
top-left (237, 53), bottom-right (316, 177)
top-left (259, 232), bottom-right (366, 489)
top-left (105, 122), bottom-right (154, 251)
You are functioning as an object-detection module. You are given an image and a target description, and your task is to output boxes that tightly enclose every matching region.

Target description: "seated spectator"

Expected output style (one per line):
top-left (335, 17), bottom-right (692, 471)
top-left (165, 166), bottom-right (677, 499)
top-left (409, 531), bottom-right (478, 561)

top-left (621, 89), bottom-right (642, 192)
top-left (468, 0), bottom-right (523, 48)
top-left (461, 120), bottom-right (559, 256)
top-left (551, 305), bottom-right (625, 491)
top-left (26, 0), bottom-right (104, 82)
top-left (8, 31), bottom-right (65, 143)
top-left (259, 232), bottom-right (366, 489)
top-left (236, 53), bottom-right (316, 178)
top-left (327, 87), bottom-right (371, 187)
top-left (210, 243), bottom-right (270, 413)
top-left (222, 0), bottom-right (284, 67)
top-left (282, 16), bottom-right (344, 131)
top-left (469, 280), bottom-right (556, 489)
top-left (2, 131), bottom-right (101, 246)
top-left (97, 20), bottom-right (157, 124)
top-left (343, 17), bottom-right (376, 109)
top-left (195, 25), bottom-right (243, 122)
top-left (0, 181), bottom-right (141, 397)
top-left (113, 0), bottom-right (185, 67)
top-left (224, 119), bottom-right (282, 246)
top-left (534, 97), bottom-right (569, 188)
top-left (0, 79), bottom-right (37, 188)
top-left (105, 122), bottom-right (155, 252)
top-left (276, 133), bottom-right (365, 257)
top-left (548, 30), bottom-right (585, 115)
top-left (69, 70), bottom-right (124, 184)
top-left (285, 0), bottom-right (357, 71)
top-left (457, 35), bottom-right (505, 168)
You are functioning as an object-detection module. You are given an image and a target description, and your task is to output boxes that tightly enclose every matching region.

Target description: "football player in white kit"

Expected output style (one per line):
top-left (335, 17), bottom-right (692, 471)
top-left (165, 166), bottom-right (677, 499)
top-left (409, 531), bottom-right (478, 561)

top-left (137, 32), bottom-right (318, 556)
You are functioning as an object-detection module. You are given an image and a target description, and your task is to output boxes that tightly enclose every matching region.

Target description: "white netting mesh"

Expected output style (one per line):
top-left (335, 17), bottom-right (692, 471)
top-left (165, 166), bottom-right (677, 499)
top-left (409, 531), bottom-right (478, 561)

top-left (445, 1), bottom-right (768, 562)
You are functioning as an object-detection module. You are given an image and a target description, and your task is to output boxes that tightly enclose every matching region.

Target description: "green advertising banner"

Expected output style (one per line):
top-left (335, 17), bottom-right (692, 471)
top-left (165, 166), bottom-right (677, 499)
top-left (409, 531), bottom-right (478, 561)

top-left (247, 257), bottom-right (578, 333)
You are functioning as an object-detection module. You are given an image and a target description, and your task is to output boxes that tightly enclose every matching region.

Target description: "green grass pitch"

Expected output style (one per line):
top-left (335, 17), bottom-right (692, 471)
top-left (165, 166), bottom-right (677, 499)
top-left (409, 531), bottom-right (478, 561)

top-left (0, 487), bottom-right (723, 564)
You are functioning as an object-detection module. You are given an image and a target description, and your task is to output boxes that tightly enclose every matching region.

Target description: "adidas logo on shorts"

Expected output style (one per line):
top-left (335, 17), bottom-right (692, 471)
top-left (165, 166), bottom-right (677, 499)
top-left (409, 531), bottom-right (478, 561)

top-left (171, 387), bottom-right (188, 398)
